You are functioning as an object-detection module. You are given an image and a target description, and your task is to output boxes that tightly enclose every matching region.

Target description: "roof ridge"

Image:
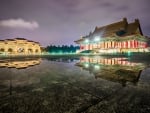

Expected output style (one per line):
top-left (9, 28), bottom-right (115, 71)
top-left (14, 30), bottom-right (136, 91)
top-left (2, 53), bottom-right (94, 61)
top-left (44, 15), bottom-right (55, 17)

top-left (96, 18), bottom-right (128, 30)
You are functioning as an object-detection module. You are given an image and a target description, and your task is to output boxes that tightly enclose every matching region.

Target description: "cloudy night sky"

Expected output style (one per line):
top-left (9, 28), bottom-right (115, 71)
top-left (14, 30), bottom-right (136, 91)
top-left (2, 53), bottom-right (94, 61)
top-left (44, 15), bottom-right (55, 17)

top-left (0, 0), bottom-right (150, 46)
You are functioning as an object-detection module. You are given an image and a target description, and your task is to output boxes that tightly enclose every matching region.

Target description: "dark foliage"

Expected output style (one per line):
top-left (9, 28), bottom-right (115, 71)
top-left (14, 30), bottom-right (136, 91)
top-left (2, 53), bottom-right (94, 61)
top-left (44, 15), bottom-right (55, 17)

top-left (45, 45), bottom-right (80, 53)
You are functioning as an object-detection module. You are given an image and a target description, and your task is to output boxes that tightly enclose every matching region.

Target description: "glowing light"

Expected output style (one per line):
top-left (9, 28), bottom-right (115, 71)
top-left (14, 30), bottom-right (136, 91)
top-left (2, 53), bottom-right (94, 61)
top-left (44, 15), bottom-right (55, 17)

top-left (84, 63), bottom-right (89, 68)
top-left (94, 36), bottom-right (100, 42)
top-left (127, 51), bottom-right (131, 56)
top-left (85, 39), bottom-right (89, 43)
top-left (94, 64), bottom-right (100, 70)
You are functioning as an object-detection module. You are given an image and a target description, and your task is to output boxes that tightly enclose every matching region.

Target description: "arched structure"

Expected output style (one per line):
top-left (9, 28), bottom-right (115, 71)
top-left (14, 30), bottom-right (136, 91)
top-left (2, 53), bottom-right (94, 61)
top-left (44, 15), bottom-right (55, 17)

top-left (0, 38), bottom-right (41, 55)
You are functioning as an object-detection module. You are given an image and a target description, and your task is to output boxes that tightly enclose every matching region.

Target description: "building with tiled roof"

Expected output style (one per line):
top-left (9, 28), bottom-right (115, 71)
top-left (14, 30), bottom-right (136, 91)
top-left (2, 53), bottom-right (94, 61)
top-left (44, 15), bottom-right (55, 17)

top-left (75, 18), bottom-right (150, 53)
top-left (0, 38), bottom-right (41, 55)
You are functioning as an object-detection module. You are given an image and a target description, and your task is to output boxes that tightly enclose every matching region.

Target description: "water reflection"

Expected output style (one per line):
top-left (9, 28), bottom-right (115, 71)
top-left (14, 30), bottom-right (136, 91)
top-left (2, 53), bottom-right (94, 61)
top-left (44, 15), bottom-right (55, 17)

top-left (0, 58), bottom-right (41, 96)
top-left (0, 56), bottom-right (150, 113)
top-left (76, 56), bottom-right (145, 86)
top-left (0, 58), bottom-right (41, 69)
top-left (45, 57), bottom-right (79, 63)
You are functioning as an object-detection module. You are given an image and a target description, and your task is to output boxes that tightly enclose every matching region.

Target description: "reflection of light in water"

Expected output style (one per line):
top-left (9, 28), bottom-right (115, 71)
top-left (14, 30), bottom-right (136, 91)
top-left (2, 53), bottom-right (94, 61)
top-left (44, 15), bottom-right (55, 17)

top-left (80, 56), bottom-right (143, 67)
top-left (94, 64), bottom-right (100, 70)
top-left (76, 56), bottom-right (146, 86)
top-left (84, 63), bottom-right (89, 68)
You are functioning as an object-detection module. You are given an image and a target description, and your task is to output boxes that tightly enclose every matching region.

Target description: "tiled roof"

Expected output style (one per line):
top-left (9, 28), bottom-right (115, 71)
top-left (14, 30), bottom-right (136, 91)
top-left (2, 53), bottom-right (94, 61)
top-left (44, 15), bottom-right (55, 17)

top-left (15, 38), bottom-right (27, 40)
top-left (94, 18), bottom-right (128, 37)
top-left (74, 38), bottom-right (84, 44)
top-left (0, 38), bottom-right (41, 46)
top-left (124, 19), bottom-right (143, 36)
top-left (75, 18), bottom-right (143, 43)
top-left (6, 39), bottom-right (15, 41)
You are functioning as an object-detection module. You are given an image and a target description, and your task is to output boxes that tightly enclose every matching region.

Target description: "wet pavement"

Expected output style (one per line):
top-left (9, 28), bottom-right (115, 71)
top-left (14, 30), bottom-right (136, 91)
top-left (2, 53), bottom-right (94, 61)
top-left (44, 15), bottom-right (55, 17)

top-left (0, 56), bottom-right (150, 113)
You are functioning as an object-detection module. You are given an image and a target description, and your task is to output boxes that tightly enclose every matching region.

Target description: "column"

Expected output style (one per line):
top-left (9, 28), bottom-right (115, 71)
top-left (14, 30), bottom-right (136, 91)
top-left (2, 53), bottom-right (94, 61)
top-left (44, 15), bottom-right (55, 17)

top-left (112, 41), bottom-right (114, 48)
top-left (132, 40), bottom-right (135, 48)
top-left (137, 41), bottom-right (139, 48)
top-left (130, 40), bottom-right (132, 48)
top-left (126, 41), bottom-right (128, 48)
top-left (128, 40), bottom-right (130, 48)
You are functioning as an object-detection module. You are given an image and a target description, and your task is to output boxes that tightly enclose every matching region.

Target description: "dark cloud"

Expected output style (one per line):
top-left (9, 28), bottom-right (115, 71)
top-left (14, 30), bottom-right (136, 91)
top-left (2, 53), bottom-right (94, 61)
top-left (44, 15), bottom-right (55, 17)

top-left (114, 5), bottom-right (129, 11)
top-left (98, 2), bottom-right (114, 7)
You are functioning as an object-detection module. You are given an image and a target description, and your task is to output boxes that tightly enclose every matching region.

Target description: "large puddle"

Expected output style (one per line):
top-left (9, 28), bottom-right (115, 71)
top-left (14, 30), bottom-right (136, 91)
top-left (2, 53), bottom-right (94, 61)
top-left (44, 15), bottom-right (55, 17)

top-left (0, 56), bottom-right (150, 113)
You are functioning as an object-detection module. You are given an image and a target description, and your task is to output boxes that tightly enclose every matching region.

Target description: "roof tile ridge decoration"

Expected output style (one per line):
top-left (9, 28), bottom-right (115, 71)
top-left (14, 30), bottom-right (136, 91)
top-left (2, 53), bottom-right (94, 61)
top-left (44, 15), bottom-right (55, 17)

top-left (128, 19), bottom-right (139, 26)
top-left (135, 18), bottom-right (143, 35)
top-left (6, 39), bottom-right (15, 41)
top-left (0, 38), bottom-right (41, 46)
top-left (0, 38), bottom-right (16, 41)
top-left (15, 37), bottom-right (27, 40)
top-left (29, 40), bottom-right (38, 43)
top-left (125, 18), bottom-right (143, 36)
top-left (94, 18), bottom-right (128, 33)
top-left (82, 18), bottom-right (129, 39)
top-left (28, 40), bottom-right (34, 42)
top-left (34, 42), bottom-right (40, 44)
top-left (27, 40), bottom-right (41, 45)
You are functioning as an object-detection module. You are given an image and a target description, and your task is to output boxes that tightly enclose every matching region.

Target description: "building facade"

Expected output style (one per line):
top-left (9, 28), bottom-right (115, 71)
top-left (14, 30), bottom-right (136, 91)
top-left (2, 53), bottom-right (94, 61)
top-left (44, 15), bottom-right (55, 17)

top-left (75, 18), bottom-right (150, 53)
top-left (0, 38), bottom-right (41, 55)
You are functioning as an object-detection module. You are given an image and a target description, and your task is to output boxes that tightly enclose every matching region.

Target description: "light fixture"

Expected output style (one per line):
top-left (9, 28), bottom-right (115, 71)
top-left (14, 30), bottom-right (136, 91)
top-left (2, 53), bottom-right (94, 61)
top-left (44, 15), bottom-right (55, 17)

top-left (94, 64), bottom-right (100, 70)
top-left (85, 39), bottom-right (89, 43)
top-left (84, 63), bottom-right (89, 68)
top-left (94, 36), bottom-right (100, 42)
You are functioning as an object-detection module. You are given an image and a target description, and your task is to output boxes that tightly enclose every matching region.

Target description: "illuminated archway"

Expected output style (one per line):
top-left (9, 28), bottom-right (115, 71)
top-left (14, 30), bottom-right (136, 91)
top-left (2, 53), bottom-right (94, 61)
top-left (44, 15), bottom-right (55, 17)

top-left (28, 49), bottom-right (33, 54)
top-left (0, 38), bottom-right (41, 55)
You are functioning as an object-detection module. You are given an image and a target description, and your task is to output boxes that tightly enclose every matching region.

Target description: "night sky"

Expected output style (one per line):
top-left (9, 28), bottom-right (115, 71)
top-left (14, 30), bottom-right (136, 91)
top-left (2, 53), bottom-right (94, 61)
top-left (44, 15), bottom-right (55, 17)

top-left (0, 0), bottom-right (150, 46)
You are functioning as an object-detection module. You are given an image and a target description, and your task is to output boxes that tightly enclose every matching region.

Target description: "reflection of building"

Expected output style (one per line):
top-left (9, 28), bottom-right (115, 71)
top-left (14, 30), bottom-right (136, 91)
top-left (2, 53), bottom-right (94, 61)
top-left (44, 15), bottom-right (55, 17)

top-left (0, 58), bottom-right (41, 69)
top-left (0, 58), bottom-right (41, 96)
top-left (0, 38), bottom-right (41, 55)
top-left (79, 56), bottom-right (142, 67)
top-left (76, 56), bottom-right (143, 86)
top-left (75, 18), bottom-right (150, 53)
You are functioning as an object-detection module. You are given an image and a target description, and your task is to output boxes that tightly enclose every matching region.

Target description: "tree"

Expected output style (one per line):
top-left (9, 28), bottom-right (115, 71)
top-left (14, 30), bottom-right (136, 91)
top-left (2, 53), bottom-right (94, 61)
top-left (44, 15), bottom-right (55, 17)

top-left (45, 45), bottom-right (80, 53)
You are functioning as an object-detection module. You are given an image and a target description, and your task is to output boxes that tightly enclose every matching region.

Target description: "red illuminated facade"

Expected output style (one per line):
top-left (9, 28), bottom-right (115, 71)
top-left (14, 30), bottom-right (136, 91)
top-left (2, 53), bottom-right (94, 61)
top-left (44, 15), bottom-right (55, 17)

top-left (75, 18), bottom-right (150, 53)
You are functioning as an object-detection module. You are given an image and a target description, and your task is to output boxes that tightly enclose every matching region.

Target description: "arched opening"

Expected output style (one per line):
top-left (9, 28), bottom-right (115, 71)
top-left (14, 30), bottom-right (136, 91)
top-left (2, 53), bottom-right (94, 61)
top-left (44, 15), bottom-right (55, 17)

top-left (28, 49), bottom-right (33, 54)
top-left (0, 48), bottom-right (5, 54)
top-left (35, 49), bottom-right (38, 53)
top-left (8, 48), bottom-right (13, 53)
top-left (0, 48), bottom-right (5, 52)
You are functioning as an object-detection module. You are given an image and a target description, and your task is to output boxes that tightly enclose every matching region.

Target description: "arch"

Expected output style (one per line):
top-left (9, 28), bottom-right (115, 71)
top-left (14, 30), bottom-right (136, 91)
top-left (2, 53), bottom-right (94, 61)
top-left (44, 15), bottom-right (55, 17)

top-left (0, 39), bottom-right (41, 55)
top-left (0, 48), bottom-right (5, 52)
top-left (8, 48), bottom-right (13, 52)
top-left (35, 49), bottom-right (39, 53)
top-left (28, 48), bottom-right (33, 53)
